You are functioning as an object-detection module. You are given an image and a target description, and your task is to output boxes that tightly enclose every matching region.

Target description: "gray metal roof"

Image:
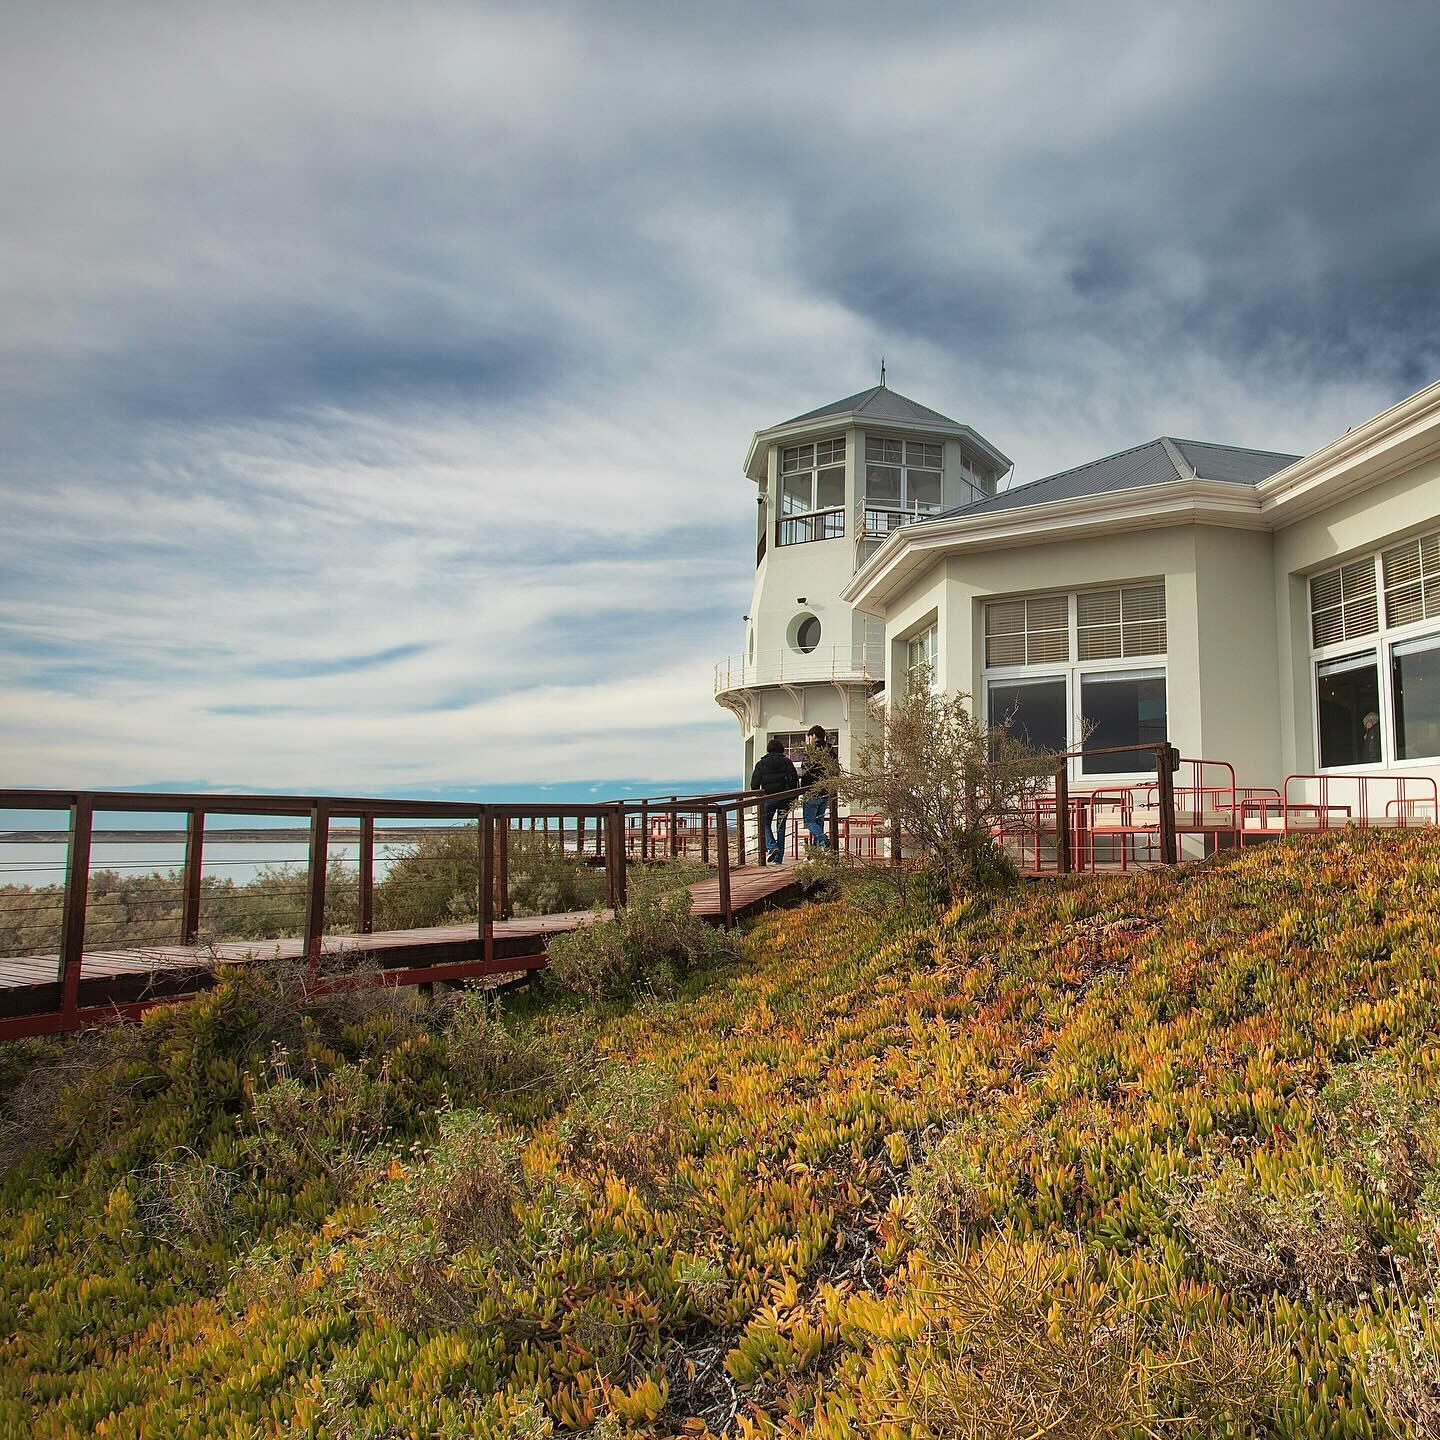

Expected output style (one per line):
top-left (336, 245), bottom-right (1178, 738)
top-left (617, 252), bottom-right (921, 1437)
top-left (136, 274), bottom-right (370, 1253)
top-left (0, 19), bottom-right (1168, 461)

top-left (941, 437), bottom-right (1300, 517)
top-left (783, 385), bottom-right (964, 429)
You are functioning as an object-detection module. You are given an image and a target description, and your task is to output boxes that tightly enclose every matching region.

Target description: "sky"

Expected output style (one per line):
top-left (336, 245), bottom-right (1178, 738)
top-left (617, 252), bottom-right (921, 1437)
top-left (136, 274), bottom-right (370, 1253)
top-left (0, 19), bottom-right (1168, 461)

top-left (3, 1), bottom-right (1439, 794)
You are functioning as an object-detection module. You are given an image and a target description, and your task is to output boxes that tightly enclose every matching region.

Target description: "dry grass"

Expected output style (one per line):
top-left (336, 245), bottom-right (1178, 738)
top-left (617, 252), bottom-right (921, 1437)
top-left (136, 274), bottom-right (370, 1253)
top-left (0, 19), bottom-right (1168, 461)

top-left (1171, 1170), bottom-right (1388, 1302)
top-left (885, 1243), bottom-right (1284, 1438)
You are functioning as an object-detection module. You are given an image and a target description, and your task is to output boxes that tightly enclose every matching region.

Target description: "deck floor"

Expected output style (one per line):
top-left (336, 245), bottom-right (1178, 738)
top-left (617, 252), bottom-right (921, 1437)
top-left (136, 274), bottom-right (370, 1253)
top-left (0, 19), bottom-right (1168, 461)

top-left (0, 863), bottom-right (802, 1018)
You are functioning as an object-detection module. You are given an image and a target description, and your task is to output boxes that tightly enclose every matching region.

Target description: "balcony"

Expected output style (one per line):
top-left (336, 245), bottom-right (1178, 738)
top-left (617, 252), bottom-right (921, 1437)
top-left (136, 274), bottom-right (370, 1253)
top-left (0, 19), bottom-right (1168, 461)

top-left (853, 501), bottom-right (933, 569)
top-left (714, 641), bottom-right (886, 697)
top-left (775, 506), bottom-right (844, 547)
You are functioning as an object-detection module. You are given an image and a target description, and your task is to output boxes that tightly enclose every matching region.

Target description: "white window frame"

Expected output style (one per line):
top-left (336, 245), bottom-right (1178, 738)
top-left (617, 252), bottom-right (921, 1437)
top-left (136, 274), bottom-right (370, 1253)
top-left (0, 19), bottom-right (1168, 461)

top-left (905, 622), bottom-right (939, 694)
top-left (777, 435), bottom-right (847, 546)
top-left (980, 584), bottom-right (1169, 781)
top-left (1307, 538), bottom-right (1440, 771)
top-left (864, 435), bottom-right (944, 516)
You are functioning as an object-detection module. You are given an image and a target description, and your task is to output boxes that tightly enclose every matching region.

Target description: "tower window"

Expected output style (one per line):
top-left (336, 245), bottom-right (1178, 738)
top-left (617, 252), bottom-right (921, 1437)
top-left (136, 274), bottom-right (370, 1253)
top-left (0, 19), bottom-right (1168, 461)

top-left (777, 437), bottom-right (846, 545)
top-left (864, 436), bottom-right (943, 515)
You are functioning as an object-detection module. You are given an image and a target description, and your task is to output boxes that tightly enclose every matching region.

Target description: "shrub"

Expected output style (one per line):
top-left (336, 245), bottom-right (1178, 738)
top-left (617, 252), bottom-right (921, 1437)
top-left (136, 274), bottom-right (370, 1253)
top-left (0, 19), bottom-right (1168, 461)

top-left (909, 1128), bottom-right (992, 1258)
top-left (1369, 1296), bottom-right (1440, 1439)
top-left (1318, 1057), bottom-right (1440, 1213)
top-left (882, 1243), bottom-right (1283, 1437)
top-left (557, 1062), bottom-right (679, 1197)
top-left (545, 888), bottom-right (737, 1002)
top-left (440, 993), bottom-right (563, 1100)
top-left (349, 1110), bottom-right (526, 1330)
top-left (546, 915), bottom-right (633, 1000)
top-left (790, 845), bottom-right (845, 900)
top-left (137, 1148), bottom-right (242, 1249)
top-left (243, 1052), bottom-right (397, 1191)
top-left (838, 672), bottom-right (1057, 900)
top-left (1170, 1169), bottom-right (1385, 1301)
top-left (373, 825), bottom-right (608, 929)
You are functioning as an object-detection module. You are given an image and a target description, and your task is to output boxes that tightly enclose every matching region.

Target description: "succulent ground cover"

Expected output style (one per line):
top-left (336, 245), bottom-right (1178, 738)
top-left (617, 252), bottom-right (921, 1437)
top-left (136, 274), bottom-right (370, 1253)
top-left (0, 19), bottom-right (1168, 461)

top-left (3, 829), bottom-right (1440, 1437)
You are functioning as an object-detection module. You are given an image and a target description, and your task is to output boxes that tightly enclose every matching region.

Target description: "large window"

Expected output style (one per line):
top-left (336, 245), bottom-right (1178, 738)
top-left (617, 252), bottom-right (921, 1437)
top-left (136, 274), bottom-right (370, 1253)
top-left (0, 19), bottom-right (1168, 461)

top-left (1393, 636), bottom-right (1440, 761)
top-left (1080, 670), bottom-right (1168, 773)
top-left (984, 595), bottom-right (1070, 666)
top-left (778, 437), bottom-right (845, 545)
top-left (983, 583), bottom-right (1168, 774)
top-left (1317, 653), bottom-right (1381, 768)
top-left (988, 676), bottom-right (1068, 754)
top-left (1309, 530), bottom-right (1440, 767)
top-left (865, 437), bottom-right (943, 515)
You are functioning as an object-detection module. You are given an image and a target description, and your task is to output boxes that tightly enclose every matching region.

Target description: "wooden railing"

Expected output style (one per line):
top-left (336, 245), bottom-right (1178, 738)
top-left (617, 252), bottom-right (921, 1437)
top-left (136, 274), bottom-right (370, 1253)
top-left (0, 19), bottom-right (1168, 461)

top-left (0, 784), bottom-right (856, 1037)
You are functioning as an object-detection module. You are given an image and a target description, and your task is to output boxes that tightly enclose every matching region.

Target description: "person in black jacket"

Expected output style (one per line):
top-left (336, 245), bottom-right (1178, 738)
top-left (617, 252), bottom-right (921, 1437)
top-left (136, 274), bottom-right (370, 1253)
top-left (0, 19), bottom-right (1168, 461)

top-left (750, 737), bottom-right (798, 864)
top-left (799, 724), bottom-right (837, 848)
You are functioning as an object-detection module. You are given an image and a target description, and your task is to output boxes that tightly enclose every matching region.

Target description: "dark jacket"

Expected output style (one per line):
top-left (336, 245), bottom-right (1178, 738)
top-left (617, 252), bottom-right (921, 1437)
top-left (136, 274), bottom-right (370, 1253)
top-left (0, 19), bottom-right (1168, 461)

top-left (800, 739), bottom-right (837, 791)
top-left (751, 750), bottom-right (798, 796)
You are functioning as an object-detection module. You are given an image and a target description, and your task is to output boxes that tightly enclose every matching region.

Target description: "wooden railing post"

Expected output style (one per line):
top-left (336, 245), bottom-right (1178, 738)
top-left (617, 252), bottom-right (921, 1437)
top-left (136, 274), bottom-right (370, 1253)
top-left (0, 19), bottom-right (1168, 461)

top-left (700, 807), bottom-right (710, 864)
top-left (497, 815), bottom-right (511, 920)
top-left (478, 810), bottom-right (495, 966)
top-left (181, 807), bottom-right (205, 944)
top-left (1055, 763), bottom-right (1071, 875)
top-left (58, 794), bottom-right (93, 1019)
top-left (1157, 745), bottom-right (1179, 865)
top-left (577, 813), bottom-right (586, 862)
top-left (302, 802), bottom-right (330, 973)
top-left (604, 809), bottom-right (618, 908)
top-left (716, 807), bottom-right (734, 929)
top-left (640, 800), bottom-right (650, 861)
top-left (669, 796), bottom-right (679, 858)
top-left (358, 813), bottom-right (375, 934)
top-left (737, 799), bottom-right (749, 868)
top-left (612, 806), bottom-right (628, 908)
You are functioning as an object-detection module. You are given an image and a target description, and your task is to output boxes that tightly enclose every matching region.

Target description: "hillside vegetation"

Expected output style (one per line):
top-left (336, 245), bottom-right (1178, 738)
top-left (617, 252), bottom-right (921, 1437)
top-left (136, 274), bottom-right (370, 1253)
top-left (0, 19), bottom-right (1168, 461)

top-left (4, 830), bottom-right (1440, 1437)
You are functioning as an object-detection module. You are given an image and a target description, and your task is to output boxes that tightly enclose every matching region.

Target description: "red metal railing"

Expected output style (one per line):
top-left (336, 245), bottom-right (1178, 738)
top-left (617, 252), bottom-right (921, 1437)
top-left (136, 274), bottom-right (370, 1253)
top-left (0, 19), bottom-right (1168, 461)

top-left (1273, 772), bottom-right (1439, 835)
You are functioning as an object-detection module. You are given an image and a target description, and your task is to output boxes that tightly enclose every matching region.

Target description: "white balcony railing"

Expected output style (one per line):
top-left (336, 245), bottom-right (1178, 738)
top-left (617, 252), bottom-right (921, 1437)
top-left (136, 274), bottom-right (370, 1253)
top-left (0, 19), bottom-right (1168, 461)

top-left (853, 501), bottom-right (934, 570)
top-left (714, 641), bottom-right (886, 695)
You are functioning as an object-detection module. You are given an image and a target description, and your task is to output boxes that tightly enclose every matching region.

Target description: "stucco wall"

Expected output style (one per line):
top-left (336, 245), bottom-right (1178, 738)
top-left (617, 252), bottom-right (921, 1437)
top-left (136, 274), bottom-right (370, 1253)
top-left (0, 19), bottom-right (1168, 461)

top-left (1192, 526), bottom-right (1282, 786)
top-left (876, 526), bottom-right (1291, 774)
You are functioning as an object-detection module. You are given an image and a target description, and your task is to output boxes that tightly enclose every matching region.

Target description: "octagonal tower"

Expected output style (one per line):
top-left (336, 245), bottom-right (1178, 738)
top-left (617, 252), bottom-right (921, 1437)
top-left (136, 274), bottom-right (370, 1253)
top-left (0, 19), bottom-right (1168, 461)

top-left (715, 382), bottom-right (1012, 782)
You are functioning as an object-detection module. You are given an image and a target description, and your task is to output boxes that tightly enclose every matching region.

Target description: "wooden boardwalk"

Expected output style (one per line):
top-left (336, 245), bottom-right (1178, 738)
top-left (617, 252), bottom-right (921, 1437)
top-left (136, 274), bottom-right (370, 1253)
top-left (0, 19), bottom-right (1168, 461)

top-left (0, 864), bottom-right (802, 1020)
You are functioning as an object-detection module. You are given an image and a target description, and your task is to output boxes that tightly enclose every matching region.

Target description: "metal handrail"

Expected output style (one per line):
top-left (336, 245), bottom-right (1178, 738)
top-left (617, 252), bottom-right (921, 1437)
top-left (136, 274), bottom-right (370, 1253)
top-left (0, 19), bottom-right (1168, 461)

top-left (713, 643), bottom-right (886, 694)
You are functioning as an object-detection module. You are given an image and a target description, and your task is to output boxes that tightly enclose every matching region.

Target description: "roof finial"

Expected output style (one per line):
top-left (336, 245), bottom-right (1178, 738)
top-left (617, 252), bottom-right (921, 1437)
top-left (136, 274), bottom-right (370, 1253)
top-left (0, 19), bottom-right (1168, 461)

top-left (880, 356), bottom-right (886, 388)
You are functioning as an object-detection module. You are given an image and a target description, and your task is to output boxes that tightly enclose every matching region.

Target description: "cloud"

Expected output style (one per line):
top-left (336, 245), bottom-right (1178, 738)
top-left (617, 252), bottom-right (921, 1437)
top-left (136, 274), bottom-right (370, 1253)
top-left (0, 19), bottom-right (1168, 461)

top-left (2, 1), bottom-right (1439, 790)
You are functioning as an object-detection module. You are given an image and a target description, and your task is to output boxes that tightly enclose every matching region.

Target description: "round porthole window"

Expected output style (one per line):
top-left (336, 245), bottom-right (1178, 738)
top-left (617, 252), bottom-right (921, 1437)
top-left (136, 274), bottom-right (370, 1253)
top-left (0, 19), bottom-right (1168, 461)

top-left (790, 612), bottom-right (822, 654)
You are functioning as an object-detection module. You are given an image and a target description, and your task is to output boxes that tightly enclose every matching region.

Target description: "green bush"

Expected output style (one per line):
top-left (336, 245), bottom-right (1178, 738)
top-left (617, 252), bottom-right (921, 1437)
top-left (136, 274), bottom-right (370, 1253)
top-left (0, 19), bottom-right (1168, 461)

top-left (545, 888), bottom-right (737, 1001)
top-left (348, 1111), bottom-right (527, 1330)
top-left (556, 1062), bottom-right (679, 1197)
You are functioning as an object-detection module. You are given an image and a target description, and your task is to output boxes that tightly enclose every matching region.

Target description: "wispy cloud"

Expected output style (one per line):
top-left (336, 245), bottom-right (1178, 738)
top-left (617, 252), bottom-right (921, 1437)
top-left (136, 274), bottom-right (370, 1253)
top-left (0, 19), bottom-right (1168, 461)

top-left (2, 2), bottom-right (1438, 790)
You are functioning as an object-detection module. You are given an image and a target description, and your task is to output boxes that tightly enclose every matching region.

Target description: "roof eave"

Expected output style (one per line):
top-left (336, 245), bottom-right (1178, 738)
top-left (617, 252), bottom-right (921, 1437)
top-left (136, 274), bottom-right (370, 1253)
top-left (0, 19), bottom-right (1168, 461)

top-left (841, 479), bottom-right (1266, 617)
top-left (742, 413), bottom-right (1012, 482)
top-left (1256, 375), bottom-right (1440, 523)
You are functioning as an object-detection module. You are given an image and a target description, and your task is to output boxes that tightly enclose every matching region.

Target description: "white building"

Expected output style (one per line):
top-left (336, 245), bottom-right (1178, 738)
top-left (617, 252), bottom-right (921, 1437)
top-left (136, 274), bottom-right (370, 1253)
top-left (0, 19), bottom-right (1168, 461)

top-left (714, 383), bottom-right (1011, 783)
top-left (720, 375), bottom-right (1440, 820)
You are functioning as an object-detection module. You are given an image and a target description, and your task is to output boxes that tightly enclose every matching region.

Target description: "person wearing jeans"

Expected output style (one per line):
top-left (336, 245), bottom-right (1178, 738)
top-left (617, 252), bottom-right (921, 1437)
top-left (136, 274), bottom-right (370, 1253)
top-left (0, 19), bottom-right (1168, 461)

top-left (799, 724), bottom-right (837, 848)
top-left (750, 736), bottom-right (798, 864)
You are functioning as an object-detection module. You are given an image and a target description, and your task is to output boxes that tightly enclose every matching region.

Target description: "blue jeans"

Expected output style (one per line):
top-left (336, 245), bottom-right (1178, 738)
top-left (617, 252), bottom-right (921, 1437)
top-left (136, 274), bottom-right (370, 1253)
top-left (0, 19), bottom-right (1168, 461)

top-left (802, 793), bottom-right (829, 847)
top-left (761, 800), bottom-right (791, 862)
